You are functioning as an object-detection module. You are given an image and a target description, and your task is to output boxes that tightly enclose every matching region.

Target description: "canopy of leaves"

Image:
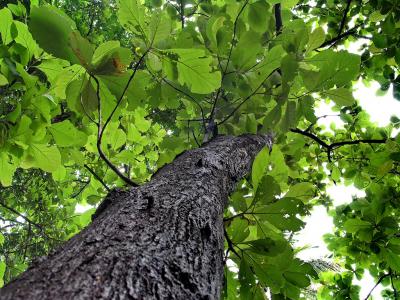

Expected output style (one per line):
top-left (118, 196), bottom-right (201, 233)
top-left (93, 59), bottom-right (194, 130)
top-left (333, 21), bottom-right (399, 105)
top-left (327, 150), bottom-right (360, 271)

top-left (0, 0), bottom-right (400, 299)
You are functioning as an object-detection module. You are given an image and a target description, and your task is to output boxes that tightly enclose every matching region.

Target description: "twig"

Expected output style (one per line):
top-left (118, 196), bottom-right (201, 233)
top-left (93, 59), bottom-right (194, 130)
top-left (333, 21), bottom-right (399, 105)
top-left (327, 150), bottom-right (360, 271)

top-left (224, 227), bottom-right (241, 258)
top-left (291, 128), bottom-right (387, 162)
top-left (84, 164), bottom-right (110, 192)
top-left (338, 0), bottom-right (352, 37)
top-left (93, 51), bottom-right (148, 187)
top-left (0, 201), bottom-right (42, 230)
top-left (71, 180), bottom-right (90, 198)
top-left (274, 3), bottom-right (282, 35)
top-left (319, 25), bottom-right (361, 48)
top-left (179, 0), bottom-right (185, 29)
top-left (390, 269), bottom-right (399, 299)
top-left (147, 65), bottom-right (207, 132)
top-left (364, 273), bottom-right (390, 300)
top-left (218, 68), bottom-right (278, 126)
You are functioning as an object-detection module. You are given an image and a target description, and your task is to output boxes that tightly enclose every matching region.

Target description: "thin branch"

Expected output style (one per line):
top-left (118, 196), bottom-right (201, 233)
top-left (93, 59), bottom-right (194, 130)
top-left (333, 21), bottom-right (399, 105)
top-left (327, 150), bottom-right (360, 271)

top-left (146, 64), bottom-right (207, 131)
top-left (218, 68), bottom-right (278, 126)
top-left (291, 128), bottom-right (387, 162)
top-left (223, 0), bottom-right (249, 77)
top-left (224, 227), bottom-right (241, 259)
top-left (319, 25), bottom-right (361, 48)
top-left (0, 200), bottom-right (48, 237)
top-left (91, 76), bottom-right (137, 186)
top-left (179, 0), bottom-right (185, 29)
top-left (274, 3), bottom-right (282, 35)
top-left (93, 51), bottom-right (148, 187)
top-left (390, 269), bottom-right (398, 299)
top-left (338, 0), bottom-right (352, 36)
top-left (84, 164), bottom-right (110, 192)
top-left (364, 273), bottom-right (390, 300)
top-left (71, 180), bottom-right (90, 198)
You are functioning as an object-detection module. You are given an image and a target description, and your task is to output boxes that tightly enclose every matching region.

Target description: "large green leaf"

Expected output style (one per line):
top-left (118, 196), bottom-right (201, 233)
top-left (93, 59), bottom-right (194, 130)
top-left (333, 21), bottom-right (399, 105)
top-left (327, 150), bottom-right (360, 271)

top-left (0, 8), bottom-right (13, 45)
top-left (165, 49), bottom-right (221, 94)
top-left (49, 120), bottom-right (88, 147)
top-left (29, 6), bottom-right (93, 67)
top-left (117, 0), bottom-right (147, 37)
top-left (29, 6), bottom-right (78, 63)
top-left (25, 144), bottom-right (61, 173)
top-left (0, 152), bottom-right (17, 186)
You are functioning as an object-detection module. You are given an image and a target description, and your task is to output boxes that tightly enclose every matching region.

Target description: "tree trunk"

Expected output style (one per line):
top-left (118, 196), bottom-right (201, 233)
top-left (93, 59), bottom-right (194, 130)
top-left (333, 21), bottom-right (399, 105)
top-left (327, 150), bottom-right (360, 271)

top-left (0, 134), bottom-right (271, 300)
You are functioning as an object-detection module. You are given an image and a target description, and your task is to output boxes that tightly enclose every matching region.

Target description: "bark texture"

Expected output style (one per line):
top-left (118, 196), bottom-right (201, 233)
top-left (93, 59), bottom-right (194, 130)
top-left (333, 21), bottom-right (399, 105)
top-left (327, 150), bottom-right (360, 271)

top-left (0, 134), bottom-right (271, 300)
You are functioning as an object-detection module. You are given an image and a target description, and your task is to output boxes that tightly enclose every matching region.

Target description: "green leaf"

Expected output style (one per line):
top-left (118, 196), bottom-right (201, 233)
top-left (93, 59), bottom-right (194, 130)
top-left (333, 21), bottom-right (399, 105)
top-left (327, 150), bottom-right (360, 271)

top-left (248, 1), bottom-right (270, 33)
top-left (0, 152), bottom-right (17, 186)
top-left (91, 41), bottom-right (131, 75)
top-left (248, 45), bottom-right (285, 88)
top-left (303, 50), bottom-right (360, 89)
top-left (206, 16), bottom-right (226, 50)
top-left (26, 144), bottom-right (62, 173)
top-left (68, 31), bottom-right (94, 68)
top-left (385, 250), bottom-right (400, 272)
top-left (0, 261), bottom-right (5, 287)
top-left (252, 146), bottom-right (270, 190)
top-left (343, 218), bottom-right (372, 233)
top-left (98, 70), bottom-right (150, 109)
top-left (13, 21), bottom-right (38, 60)
top-left (232, 31), bottom-right (262, 70)
top-left (306, 27), bottom-right (325, 53)
top-left (228, 218), bottom-right (250, 243)
top-left (0, 74), bottom-right (8, 86)
top-left (255, 198), bottom-right (306, 232)
top-left (324, 88), bottom-right (355, 106)
top-left (285, 182), bottom-right (315, 202)
top-left (148, 11), bottom-right (172, 47)
top-left (49, 120), bottom-right (87, 147)
top-left (0, 8), bottom-right (13, 45)
top-left (246, 238), bottom-right (288, 256)
top-left (280, 101), bottom-right (297, 132)
top-left (29, 6), bottom-right (78, 64)
top-left (254, 175), bottom-right (281, 204)
top-left (166, 49), bottom-right (221, 94)
top-left (284, 271), bottom-right (310, 288)
top-left (117, 0), bottom-right (147, 38)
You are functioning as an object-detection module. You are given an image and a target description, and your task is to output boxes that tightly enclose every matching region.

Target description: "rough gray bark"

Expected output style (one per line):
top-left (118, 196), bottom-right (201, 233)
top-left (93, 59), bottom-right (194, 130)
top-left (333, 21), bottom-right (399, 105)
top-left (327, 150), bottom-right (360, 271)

top-left (0, 134), bottom-right (272, 300)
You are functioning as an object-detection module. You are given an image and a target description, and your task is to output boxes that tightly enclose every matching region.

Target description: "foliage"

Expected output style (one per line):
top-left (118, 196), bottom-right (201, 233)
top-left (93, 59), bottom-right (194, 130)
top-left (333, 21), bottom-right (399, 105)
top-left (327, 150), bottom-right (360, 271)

top-left (0, 0), bottom-right (399, 298)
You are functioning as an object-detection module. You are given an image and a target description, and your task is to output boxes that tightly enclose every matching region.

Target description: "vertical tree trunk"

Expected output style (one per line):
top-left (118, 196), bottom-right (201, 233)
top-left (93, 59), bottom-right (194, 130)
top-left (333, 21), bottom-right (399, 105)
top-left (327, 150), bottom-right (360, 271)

top-left (0, 134), bottom-right (271, 300)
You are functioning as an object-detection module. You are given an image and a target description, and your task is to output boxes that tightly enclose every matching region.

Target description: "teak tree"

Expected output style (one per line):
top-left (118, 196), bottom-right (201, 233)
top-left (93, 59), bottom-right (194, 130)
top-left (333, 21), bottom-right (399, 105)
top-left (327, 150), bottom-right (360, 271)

top-left (0, 0), bottom-right (400, 299)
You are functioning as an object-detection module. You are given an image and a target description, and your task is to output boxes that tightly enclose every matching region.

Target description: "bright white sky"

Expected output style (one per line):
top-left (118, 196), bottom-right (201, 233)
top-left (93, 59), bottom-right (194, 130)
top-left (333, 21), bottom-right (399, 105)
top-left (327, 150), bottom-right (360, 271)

top-left (296, 79), bottom-right (399, 299)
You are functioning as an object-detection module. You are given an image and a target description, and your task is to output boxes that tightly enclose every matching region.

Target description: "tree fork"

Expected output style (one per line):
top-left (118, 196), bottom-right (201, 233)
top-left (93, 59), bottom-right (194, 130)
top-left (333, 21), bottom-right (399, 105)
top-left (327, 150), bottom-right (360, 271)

top-left (0, 134), bottom-right (272, 300)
